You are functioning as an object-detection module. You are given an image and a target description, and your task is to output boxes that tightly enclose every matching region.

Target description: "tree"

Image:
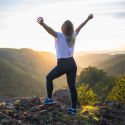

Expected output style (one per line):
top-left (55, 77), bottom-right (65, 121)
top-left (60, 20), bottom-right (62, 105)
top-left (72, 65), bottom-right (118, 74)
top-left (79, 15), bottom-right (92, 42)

top-left (106, 74), bottom-right (125, 104)
top-left (77, 83), bottom-right (97, 105)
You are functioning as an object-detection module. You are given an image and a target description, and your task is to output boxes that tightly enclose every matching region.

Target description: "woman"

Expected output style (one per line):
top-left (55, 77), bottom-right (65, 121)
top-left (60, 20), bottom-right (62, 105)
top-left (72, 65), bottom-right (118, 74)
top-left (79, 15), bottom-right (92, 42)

top-left (37, 14), bottom-right (93, 114)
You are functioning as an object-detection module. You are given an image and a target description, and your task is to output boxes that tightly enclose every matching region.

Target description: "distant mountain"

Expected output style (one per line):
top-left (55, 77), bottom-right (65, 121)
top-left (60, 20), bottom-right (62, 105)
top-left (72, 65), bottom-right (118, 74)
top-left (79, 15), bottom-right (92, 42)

top-left (95, 54), bottom-right (125, 69)
top-left (108, 50), bottom-right (125, 55)
top-left (74, 50), bottom-right (125, 57)
top-left (0, 48), bottom-right (52, 74)
top-left (74, 54), bottom-right (111, 68)
top-left (104, 58), bottom-right (125, 76)
top-left (74, 51), bottom-right (91, 57)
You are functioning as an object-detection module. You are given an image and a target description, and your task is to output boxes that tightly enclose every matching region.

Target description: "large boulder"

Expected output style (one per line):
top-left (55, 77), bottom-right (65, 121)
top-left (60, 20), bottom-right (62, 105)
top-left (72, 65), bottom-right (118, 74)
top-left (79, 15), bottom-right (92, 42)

top-left (52, 88), bottom-right (80, 108)
top-left (30, 96), bottom-right (41, 105)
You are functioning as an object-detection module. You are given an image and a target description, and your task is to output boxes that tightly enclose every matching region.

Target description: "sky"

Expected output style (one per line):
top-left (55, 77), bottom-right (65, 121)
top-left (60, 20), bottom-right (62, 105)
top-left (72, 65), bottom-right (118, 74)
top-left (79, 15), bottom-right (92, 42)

top-left (0, 0), bottom-right (125, 54)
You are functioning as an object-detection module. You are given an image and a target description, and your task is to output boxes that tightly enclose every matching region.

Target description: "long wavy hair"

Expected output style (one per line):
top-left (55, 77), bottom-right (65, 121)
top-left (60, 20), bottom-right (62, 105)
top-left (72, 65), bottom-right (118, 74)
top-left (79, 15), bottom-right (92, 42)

top-left (61, 20), bottom-right (76, 48)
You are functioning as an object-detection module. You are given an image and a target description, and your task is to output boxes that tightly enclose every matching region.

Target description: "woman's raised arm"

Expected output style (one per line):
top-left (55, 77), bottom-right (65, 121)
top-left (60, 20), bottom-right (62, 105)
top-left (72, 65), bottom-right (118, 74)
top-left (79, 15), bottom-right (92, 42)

top-left (75, 14), bottom-right (93, 35)
top-left (37, 17), bottom-right (57, 38)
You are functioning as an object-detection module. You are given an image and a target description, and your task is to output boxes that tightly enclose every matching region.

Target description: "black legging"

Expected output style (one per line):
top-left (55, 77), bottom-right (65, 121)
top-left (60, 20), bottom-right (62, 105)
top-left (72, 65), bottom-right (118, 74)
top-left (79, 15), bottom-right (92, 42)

top-left (46, 57), bottom-right (78, 109)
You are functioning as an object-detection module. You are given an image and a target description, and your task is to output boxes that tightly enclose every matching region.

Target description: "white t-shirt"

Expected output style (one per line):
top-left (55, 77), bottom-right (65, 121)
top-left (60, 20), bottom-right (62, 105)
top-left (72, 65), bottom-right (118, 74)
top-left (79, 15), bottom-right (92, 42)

top-left (55, 31), bottom-right (77, 59)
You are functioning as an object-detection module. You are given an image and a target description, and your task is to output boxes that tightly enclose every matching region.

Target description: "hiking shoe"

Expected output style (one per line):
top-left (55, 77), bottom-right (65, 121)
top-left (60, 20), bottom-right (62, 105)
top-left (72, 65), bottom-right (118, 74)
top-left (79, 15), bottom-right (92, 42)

top-left (66, 107), bottom-right (77, 114)
top-left (42, 97), bottom-right (53, 104)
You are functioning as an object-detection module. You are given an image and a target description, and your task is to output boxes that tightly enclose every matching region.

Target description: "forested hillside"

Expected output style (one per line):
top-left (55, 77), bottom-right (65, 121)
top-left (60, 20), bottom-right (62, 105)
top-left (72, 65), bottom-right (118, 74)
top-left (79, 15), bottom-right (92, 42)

top-left (0, 48), bottom-right (54, 74)
top-left (0, 48), bottom-right (68, 98)
top-left (104, 58), bottom-right (125, 76)
top-left (0, 57), bottom-right (46, 97)
top-left (95, 54), bottom-right (125, 69)
top-left (74, 50), bottom-right (125, 57)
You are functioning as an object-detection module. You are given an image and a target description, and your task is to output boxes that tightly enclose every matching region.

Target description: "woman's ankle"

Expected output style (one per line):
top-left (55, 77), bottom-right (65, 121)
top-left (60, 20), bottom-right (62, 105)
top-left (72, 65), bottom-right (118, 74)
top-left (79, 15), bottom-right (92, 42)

top-left (72, 108), bottom-right (76, 110)
top-left (48, 98), bottom-right (52, 100)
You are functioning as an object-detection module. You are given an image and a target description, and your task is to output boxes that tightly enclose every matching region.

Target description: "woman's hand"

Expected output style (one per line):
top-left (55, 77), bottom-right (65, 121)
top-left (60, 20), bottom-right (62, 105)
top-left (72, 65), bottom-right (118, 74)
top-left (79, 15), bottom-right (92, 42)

top-left (37, 17), bottom-right (44, 25)
top-left (87, 14), bottom-right (93, 20)
top-left (75, 14), bottom-right (93, 35)
top-left (37, 17), bottom-right (57, 38)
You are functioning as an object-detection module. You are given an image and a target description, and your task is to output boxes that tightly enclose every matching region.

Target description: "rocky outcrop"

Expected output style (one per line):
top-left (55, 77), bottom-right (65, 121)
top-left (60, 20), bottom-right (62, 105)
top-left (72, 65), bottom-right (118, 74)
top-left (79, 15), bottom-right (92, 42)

top-left (0, 94), bottom-right (124, 125)
top-left (0, 100), bottom-right (73, 125)
top-left (0, 96), bottom-right (10, 102)
top-left (52, 88), bottom-right (81, 108)
top-left (98, 100), bottom-right (125, 125)
top-left (0, 94), bottom-right (82, 125)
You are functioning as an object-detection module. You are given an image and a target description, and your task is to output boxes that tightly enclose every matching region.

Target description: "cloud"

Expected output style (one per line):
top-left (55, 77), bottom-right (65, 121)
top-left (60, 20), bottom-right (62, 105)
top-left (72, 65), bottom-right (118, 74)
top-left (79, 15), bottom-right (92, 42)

top-left (0, 23), bottom-right (8, 29)
top-left (87, 0), bottom-right (125, 18)
top-left (104, 12), bottom-right (125, 18)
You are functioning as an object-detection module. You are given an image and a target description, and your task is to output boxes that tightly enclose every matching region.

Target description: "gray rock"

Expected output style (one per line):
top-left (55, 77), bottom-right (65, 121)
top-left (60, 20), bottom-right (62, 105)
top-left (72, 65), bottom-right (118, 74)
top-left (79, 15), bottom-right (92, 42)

top-left (0, 102), bottom-right (7, 109)
top-left (116, 101), bottom-right (123, 108)
top-left (93, 101), bottom-right (103, 106)
top-left (17, 120), bottom-right (22, 125)
top-left (0, 112), bottom-right (7, 119)
top-left (104, 100), bottom-right (111, 106)
top-left (100, 106), bottom-right (110, 116)
top-left (40, 118), bottom-right (47, 124)
top-left (5, 97), bottom-right (21, 103)
top-left (98, 117), bottom-right (108, 125)
top-left (49, 117), bottom-right (53, 120)
top-left (116, 100), bottom-right (122, 103)
top-left (1, 118), bottom-right (17, 125)
top-left (30, 96), bottom-right (41, 105)
top-left (20, 97), bottom-right (30, 105)
top-left (109, 101), bottom-right (115, 107)
top-left (0, 96), bottom-right (9, 102)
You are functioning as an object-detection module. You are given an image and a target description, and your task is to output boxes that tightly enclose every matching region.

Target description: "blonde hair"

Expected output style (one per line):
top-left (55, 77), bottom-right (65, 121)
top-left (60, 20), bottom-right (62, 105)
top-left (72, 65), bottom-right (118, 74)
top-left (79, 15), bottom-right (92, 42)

top-left (61, 20), bottom-right (76, 48)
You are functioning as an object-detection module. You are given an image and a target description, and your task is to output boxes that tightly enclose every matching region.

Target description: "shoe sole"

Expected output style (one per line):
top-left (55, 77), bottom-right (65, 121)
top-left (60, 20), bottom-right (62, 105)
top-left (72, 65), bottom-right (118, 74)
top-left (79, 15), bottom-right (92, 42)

top-left (66, 109), bottom-right (71, 113)
top-left (42, 102), bottom-right (53, 104)
top-left (71, 112), bottom-right (77, 114)
top-left (66, 109), bottom-right (77, 114)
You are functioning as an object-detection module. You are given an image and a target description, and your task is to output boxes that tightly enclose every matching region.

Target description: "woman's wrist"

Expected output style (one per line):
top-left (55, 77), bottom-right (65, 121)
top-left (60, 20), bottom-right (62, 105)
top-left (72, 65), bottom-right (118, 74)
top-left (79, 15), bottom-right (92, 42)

top-left (40, 23), bottom-right (45, 26)
top-left (87, 18), bottom-right (89, 21)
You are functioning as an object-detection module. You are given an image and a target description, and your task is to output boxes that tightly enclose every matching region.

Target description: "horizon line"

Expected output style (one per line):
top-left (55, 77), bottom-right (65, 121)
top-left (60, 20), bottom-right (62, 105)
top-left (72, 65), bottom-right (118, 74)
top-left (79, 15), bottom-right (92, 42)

top-left (0, 47), bottom-right (125, 54)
